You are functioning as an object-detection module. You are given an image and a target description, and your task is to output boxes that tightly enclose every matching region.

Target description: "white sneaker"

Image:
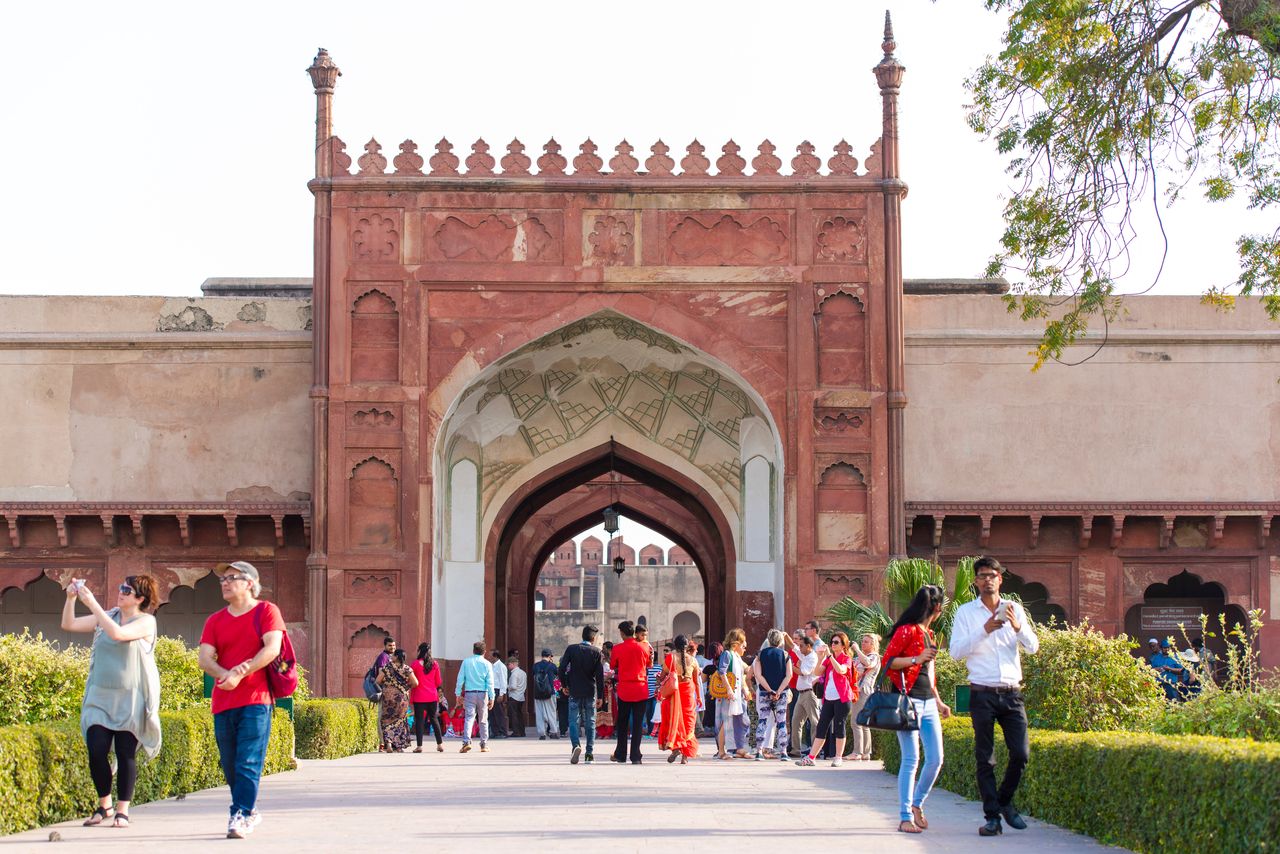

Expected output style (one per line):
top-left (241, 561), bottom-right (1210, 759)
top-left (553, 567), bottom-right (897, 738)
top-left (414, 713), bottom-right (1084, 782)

top-left (227, 812), bottom-right (248, 839)
top-left (247, 810), bottom-right (262, 828)
top-left (831, 756), bottom-right (843, 767)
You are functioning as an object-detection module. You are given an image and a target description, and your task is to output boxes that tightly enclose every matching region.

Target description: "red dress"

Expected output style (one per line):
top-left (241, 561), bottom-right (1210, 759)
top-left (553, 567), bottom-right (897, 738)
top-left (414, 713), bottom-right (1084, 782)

top-left (658, 653), bottom-right (699, 758)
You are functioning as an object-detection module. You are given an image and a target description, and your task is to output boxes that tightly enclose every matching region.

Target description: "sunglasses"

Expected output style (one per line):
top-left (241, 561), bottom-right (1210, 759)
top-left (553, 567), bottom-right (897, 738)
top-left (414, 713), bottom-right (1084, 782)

top-left (830, 639), bottom-right (844, 646)
top-left (118, 585), bottom-right (135, 596)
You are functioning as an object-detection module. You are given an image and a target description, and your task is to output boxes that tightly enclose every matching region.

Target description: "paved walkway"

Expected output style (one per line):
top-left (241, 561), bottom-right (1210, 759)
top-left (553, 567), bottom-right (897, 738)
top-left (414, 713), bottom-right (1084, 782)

top-left (6, 734), bottom-right (1123, 852)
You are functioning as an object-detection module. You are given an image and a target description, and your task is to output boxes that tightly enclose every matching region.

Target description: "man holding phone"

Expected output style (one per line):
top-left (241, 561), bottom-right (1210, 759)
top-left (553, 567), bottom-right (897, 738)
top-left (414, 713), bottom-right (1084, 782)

top-left (949, 557), bottom-right (1039, 838)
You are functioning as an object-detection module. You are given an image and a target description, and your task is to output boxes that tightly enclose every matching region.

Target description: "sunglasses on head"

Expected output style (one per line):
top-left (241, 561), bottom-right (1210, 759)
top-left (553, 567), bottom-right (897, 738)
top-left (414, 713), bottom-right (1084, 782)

top-left (118, 584), bottom-right (135, 596)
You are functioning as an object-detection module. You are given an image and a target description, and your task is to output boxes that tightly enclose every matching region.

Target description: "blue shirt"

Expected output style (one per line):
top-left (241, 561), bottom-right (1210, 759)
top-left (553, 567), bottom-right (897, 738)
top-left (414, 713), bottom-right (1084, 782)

top-left (456, 654), bottom-right (494, 700)
top-left (1149, 653), bottom-right (1183, 686)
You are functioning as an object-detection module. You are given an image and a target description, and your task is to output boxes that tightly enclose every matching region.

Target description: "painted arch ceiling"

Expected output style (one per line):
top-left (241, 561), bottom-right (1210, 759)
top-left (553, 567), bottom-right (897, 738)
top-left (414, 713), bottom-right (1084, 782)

top-left (445, 313), bottom-right (767, 516)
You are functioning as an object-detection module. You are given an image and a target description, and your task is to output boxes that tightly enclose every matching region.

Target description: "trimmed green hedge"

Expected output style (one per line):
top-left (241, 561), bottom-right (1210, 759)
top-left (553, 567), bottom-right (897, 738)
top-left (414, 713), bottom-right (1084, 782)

top-left (873, 716), bottom-right (1280, 852)
top-left (294, 699), bottom-right (379, 760)
top-left (0, 706), bottom-right (294, 836)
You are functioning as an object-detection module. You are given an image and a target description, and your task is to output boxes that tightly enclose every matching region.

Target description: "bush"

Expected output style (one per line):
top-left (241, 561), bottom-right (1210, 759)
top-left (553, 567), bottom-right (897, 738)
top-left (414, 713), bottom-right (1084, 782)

top-left (1153, 688), bottom-right (1280, 742)
top-left (294, 699), bottom-right (378, 759)
top-left (153, 636), bottom-right (205, 712)
top-left (0, 707), bottom-right (294, 836)
top-left (1020, 620), bottom-right (1166, 731)
top-left (873, 716), bottom-right (1280, 852)
top-left (0, 632), bottom-right (87, 726)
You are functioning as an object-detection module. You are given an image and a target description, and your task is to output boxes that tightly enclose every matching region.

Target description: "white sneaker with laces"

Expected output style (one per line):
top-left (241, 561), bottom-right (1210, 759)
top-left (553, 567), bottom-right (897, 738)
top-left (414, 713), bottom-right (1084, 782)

top-left (227, 812), bottom-right (247, 839)
top-left (831, 756), bottom-right (843, 767)
top-left (248, 810), bottom-right (262, 828)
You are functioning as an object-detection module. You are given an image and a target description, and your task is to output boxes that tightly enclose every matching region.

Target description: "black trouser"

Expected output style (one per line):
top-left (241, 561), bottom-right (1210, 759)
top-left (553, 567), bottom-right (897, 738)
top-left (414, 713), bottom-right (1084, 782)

top-left (815, 698), bottom-right (850, 741)
top-left (413, 701), bottom-right (444, 747)
top-left (507, 696), bottom-right (526, 736)
top-left (557, 693), bottom-right (570, 735)
top-left (970, 688), bottom-right (1030, 819)
top-left (614, 698), bottom-right (646, 761)
top-left (491, 697), bottom-right (509, 736)
top-left (86, 725), bottom-right (139, 802)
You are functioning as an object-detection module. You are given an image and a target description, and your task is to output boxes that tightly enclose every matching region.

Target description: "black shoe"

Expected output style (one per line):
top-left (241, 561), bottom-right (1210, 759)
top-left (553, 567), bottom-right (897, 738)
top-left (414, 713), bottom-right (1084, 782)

top-left (539, 735), bottom-right (547, 741)
top-left (631, 757), bottom-right (643, 764)
top-left (584, 753), bottom-right (594, 763)
top-left (1000, 806), bottom-right (1027, 830)
top-left (571, 746), bottom-right (582, 764)
top-left (979, 817), bottom-right (1003, 837)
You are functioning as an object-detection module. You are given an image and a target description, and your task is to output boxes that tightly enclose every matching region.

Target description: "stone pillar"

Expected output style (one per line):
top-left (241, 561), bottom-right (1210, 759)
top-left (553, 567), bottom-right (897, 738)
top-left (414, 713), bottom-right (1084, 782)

top-left (306, 48), bottom-right (340, 693)
top-left (873, 15), bottom-right (908, 556)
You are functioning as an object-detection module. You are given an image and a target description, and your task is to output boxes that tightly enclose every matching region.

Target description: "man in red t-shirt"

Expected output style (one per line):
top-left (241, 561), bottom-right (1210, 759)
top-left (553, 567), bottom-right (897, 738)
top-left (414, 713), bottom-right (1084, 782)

top-left (608, 620), bottom-right (651, 764)
top-left (198, 561), bottom-right (284, 840)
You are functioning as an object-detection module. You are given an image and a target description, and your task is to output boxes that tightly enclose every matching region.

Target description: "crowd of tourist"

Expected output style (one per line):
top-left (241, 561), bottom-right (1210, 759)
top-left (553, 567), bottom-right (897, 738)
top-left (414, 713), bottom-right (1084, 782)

top-left (57, 555), bottom-right (1042, 839)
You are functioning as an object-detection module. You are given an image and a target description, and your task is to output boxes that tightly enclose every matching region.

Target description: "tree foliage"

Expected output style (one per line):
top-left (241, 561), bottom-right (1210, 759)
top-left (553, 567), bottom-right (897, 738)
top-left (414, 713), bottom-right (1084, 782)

top-left (969, 0), bottom-right (1280, 369)
top-left (823, 556), bottom-right (976, 647)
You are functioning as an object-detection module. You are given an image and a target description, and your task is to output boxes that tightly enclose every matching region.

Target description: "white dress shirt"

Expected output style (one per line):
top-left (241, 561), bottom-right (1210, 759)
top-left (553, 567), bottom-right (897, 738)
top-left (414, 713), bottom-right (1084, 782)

top-left (795, 650), bottom-right (820, 691)
top-left (948, 598), bottom-right (1039, 687)
top-left (507, 666), bottom-right (527, 701)
top-left (492, 659), bottom-right (508, 695)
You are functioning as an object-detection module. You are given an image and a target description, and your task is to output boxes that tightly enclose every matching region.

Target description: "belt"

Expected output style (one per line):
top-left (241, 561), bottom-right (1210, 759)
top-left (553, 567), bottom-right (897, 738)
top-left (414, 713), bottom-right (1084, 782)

top-left (969, 683), bottom-right (1021, 694)
top-left (463, 689), bottom-right (487, 693)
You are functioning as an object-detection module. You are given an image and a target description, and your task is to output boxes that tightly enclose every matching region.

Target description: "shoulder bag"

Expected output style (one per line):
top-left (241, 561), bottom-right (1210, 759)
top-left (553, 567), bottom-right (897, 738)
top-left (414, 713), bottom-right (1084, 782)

top-left (855, 668), bottom-right (919, 732)
top-left (253, 602), bottom-right (300, 699)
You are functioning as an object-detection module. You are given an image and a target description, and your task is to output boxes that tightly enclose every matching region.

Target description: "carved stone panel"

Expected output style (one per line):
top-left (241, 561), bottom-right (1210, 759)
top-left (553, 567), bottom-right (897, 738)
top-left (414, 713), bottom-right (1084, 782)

top-left (814, 406), bottom-right (871, 440)
top-left (423, 211), bottom-right (563, 263)
top-left (664, 211), bottom-right (791, 265)
top-left (814, 212), bottom-right (867, 263)
top-left (345, 571), bottom-right (401, 598)
top-left (816, 456), bottom-right (870, 552)
top-left (348, 404), bottom-right (401, 430)
top-left (816, 289), bottom-right (867, 388)
top-left (351, 210), bottom-right (401, 263)
top-left (584, 212), bottom-right (636, 266)
top-left (346, 453), bottom-right (400, 549)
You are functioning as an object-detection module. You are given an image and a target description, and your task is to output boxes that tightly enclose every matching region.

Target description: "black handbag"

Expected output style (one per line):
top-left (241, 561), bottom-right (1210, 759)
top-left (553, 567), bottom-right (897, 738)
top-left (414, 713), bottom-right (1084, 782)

top-left (856, 671), bottom-right (920, 731)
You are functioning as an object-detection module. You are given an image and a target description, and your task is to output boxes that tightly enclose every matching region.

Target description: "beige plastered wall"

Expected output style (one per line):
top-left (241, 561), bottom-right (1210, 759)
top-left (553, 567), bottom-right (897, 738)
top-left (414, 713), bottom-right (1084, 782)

top-left (0, 296), bottom-right (313, 502)
top-left (904, 295), bottom-right (1280, 502)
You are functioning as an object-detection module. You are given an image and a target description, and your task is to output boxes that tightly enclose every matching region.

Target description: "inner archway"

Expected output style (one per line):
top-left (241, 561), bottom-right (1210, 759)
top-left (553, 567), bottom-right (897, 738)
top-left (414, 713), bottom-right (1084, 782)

top-left (1124, 569), bottom-right (1247, 675)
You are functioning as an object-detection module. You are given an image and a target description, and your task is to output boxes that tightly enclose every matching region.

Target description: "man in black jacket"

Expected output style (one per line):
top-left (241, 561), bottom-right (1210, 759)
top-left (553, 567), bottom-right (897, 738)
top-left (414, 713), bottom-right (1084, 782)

top-left (558, 624), bottom-right (604, 765)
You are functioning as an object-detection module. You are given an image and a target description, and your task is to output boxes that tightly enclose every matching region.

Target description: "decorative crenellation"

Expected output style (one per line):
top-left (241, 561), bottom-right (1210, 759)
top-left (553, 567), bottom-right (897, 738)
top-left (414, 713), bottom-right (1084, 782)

top-left (327, 136), bottom-right (882, 180)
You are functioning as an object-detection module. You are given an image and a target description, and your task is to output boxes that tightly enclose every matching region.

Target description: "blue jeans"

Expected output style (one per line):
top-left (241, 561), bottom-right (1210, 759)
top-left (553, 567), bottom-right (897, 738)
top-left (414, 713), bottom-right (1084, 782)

top-left (568, 696), bottom-right (596, 753)
top-left (896, 697), bottom-right (944, 821)
top-left (214, 704), bottom-right (273, 817)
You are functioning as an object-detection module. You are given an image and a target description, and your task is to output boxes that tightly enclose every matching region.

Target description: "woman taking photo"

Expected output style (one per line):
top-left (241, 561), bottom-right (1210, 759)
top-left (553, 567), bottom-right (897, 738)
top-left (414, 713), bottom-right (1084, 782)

top-left (849, 633), bottom-right (882, 760)
top-left (375, 648), bottom-right (418, 752)
top-left (659, 634), bottom-right (700, 764)
top-left (883, 584), bottom-right (951, 834)
top-left (61, 575), bottom-right (162, 829)
top-left (409, 643), bottom-right (447, 753)
top-left (793, 631), bottom-right (855, 767)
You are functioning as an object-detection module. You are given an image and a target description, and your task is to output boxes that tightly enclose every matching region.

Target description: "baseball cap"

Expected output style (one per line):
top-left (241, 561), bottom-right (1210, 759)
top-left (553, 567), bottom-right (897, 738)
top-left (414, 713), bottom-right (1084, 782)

top-left (1147, 637), bottom-right (1158, 644)
top-left (1159, 639), bottom-right (1171, 649)
top-left (541, 648), bottom-right (553, 657)
top-left (216, 560), bottom-right (260, 584)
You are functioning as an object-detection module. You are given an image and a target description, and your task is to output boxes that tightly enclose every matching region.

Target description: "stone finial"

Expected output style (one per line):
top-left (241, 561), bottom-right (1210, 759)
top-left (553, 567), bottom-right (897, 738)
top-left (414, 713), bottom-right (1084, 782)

top-left (752, 140), bottom-right (782, 176)
top-left (681, 140), bottom-right (710, 176)
top-left (357, 138), bottom-right (387, 176)
top-left (429, 138), bottom-right (460, 176)
top-left (393, 140), bottom-right (424, 175)
top-left (330, 137), bottom-right (353, 174)
top-left (645, 140), bottom-right (674, 176)
top-left (501, 139), bottom-right (531, 175)
top-left (874, 10), bottom-right (905, 90)
top-left (828, 140), bottom-right (859, 175)
top-left (717, 140), bottom-right (746, 176)
top-left (538, 138), bottom-right (567, 175)
top-left (610, 140), bottom-right (639, 175)
top-left (306, 48), bottom-right (341, 92)
top-left (465, 139), bottom-right (496, 175)
top-left (573, 139), bottom-right (603, 175)
top-left (791, 141), bottom-right (821, 177)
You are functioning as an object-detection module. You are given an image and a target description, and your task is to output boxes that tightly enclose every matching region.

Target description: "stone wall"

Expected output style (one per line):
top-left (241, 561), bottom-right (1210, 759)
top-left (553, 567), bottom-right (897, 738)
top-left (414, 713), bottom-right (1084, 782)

top-left (0, 296), bottom-right (312, 502)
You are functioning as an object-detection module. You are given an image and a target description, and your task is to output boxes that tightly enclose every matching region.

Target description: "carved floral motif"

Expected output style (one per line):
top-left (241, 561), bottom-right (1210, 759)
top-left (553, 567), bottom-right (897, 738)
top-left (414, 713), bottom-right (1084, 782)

top-left (351, 407), bottom-right (397, 428)
top-left (646, 141), bottom-right (674, 176)
top-left (667, 213), bottom-right (788, 264)
top-left (815, 215), bottom-right (866, 262)
top-left (430, 213), bottom-right (557, 262)
top-left (501, 139), bottom-right (531, 175)
top-left (573, 139), bottom-right (603, 175)
top-left (392, 140), bottom-right (423, 175)
top-left (680, 140), bottom-right (710, 176)
top-left (429, 138), bottom-right (459, 176)
top-left (352, 213), bottom-right (399, 262)
top-left (716, 140), bottom-right (745, 176)
top-left (537, 139), bottom-right (567, 175)
top-left (792, 141), bottom-right (821, 177)
top-left (609, 140), bottom-right (639, 175)
top-left (465, 139), bottom-right (495, 176)
top-left (587, 215), bottom-right (635, 265)
top-left (752, 140), bottom-right (781, 176)
top-left (357, 139), bottom-right (387, 176)
top-left (828, 140), bottom-right (859, 175)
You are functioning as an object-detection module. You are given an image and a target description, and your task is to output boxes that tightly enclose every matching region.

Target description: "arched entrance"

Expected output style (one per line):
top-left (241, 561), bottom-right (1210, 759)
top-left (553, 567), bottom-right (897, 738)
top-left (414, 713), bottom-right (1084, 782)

top-left (1124, 569), bottom-right (1248, 674)
top-left (431, 312), bottom-right (785, 662)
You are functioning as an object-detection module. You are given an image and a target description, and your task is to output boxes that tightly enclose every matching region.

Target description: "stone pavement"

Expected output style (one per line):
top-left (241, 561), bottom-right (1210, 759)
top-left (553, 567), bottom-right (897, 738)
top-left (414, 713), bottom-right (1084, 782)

top-left (6, 734), bottom-right (1125, 853)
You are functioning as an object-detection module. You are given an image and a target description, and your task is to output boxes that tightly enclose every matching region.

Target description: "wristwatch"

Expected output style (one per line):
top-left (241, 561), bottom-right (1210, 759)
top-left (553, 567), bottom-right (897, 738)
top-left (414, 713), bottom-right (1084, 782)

top-left (910, 656), bottom-right (918, 666)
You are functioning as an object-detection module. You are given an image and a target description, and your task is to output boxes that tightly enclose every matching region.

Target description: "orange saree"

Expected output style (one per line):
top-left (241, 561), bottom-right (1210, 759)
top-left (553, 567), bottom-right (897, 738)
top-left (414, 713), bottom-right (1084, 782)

top-left (658, 652), bottom-right (699, 758)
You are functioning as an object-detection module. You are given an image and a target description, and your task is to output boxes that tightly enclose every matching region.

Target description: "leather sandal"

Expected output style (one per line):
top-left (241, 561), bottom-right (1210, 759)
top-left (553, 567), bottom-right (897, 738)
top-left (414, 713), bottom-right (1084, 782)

top-left (111, 813), bottom-right (130, 828)
top-left (898, 820), bottom-right (923, 834)
top-left (83, 806), bottom-right (113, 826)
top-left (911, 806), bottom-right (928, 829)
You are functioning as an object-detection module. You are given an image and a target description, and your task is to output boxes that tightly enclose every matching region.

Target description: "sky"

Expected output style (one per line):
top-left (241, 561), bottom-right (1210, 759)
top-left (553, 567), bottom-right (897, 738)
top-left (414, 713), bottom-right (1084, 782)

top-left (0, 0), bottom-right (1254, 297)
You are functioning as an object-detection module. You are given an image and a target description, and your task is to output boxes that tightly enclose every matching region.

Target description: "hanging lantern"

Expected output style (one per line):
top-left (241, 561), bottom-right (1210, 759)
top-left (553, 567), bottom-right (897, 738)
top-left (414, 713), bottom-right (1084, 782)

top-left (602, 505), bottom-right (620, 535)
top-left (613, 555), bottom-right (626, 576)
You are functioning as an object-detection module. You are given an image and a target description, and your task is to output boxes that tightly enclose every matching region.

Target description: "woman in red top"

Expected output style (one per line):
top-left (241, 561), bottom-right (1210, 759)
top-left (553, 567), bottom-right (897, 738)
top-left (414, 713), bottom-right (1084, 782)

top-left (659, 634), bottom-right (700, 764)
top-left (882, 585), bottom-right (952, 835)
top-left (410, 643), bottom-right (447, 753)
top-left (794, 630), bottom-right (856, 767)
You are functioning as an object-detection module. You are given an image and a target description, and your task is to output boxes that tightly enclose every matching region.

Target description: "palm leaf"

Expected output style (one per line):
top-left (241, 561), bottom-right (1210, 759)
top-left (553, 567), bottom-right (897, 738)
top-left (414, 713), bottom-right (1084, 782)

top-left (822, 555), bottom-right (981, 649)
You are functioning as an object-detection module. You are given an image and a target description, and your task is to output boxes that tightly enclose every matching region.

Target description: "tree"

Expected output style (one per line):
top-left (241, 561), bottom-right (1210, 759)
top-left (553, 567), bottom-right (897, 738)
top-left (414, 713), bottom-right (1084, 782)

top-left (968, 0), bottom-right (1280, 369)
top-left (823, 557), bottom-right (977, 647)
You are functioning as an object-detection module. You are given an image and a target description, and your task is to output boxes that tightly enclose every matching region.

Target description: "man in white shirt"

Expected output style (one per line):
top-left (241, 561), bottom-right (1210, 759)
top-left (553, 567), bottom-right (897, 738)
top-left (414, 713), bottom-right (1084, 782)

top-left (489, 649), bottom-right (510, 738)
top-left (506, 656), bottom-right (528, 737)
top-left (788, 634), bottom-right (821, 756)
top-left (949, 557), bottom-right (1039, 838)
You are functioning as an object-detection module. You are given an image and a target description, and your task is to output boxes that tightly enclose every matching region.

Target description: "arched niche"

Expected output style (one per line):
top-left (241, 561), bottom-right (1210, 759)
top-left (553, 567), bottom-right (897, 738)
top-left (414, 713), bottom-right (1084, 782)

top-left (350, 289), bottom-right (399, 383)
top-left (1002, 572), bottom-right (1067, 626)
top-left (155, 571), bottom-right (224, 647)
top-left (348, 456), bottom-right (398, 549)
top-left (816, 290), bottom-right (867, 387)
top-left (0, 574), bottom-right (77, 648)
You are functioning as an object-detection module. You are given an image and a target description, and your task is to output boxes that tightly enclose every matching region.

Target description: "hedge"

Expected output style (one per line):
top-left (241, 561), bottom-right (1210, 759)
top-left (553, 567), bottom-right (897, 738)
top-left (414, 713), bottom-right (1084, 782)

top-left (873, 716), bottom-right (1280, 852)
top-left (0, 706), bottom-right (294, 836)
top-left (294, 699), bottom-right (379, 760)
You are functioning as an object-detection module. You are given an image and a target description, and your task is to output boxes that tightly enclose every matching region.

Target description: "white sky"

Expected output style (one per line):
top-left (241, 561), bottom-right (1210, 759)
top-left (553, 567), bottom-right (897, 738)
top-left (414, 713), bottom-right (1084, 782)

top-left (0, 0), bottom-right (1253, 297)
top-left (568, 516), bottom-right (677, 561)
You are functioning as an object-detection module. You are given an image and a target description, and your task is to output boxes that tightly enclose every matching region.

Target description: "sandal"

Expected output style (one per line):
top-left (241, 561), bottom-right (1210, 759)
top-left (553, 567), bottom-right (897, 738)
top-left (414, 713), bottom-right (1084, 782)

top-left (911, 806), bottom-right (928, 830)
top-left (111, 813), bottom-right (130, 829)
top-left (668, 750), bottom-right (680, 763)
top-left (898, 820), bottom-right (923, 834)
top-left (436, 745), bottom-right (444, 753)
top-left (83, 806), bottom-right (114, 826)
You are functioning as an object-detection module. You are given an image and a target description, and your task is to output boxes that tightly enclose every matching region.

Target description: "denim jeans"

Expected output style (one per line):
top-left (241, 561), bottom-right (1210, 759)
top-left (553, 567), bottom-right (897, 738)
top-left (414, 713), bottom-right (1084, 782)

top-left (462, 691), bottom-right (489, 745)
top-left (213, 703), bottom-right (273, 817)
top-left (895, 697), bottom-right (943, 822)
top-left (568, 696), bottom-right (596, 753)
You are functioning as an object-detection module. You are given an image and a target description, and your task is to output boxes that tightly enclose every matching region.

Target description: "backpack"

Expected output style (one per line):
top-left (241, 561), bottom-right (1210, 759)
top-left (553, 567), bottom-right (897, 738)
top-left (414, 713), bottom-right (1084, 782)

top-left (534, 665), bottom-right (555, 700)
top-left (363, 663), bottom-right (383, 702)
top-left (252, 602), bottom-right (299, 699)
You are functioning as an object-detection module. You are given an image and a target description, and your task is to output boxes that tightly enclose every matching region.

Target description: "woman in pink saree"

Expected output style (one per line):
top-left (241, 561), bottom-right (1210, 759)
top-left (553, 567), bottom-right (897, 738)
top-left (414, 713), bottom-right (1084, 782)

top-left (660, 634), bottom-right (700, 764)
